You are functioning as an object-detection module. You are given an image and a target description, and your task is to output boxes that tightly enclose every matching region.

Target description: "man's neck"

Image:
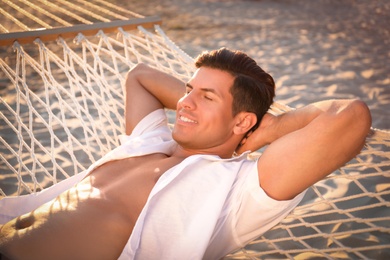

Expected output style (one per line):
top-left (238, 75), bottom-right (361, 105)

top-left (171, 144), bottom-right (234, 159)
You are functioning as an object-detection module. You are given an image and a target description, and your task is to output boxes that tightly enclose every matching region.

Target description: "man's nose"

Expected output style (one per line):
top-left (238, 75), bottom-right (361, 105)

top-left (179, 93), bottom-right (196, 110)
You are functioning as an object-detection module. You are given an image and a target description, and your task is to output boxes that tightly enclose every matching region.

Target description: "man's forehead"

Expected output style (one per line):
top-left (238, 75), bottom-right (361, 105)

top-left (189, 67), bottom-right (234, 89)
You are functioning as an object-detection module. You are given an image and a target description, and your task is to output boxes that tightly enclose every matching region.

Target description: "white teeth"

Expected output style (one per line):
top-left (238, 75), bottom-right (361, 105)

top-left (180, 116), bottom-right (197, 123)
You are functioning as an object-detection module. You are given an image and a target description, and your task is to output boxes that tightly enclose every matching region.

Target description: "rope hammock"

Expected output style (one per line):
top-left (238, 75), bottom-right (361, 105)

top-left (0, 1), bottom-right (389, 259)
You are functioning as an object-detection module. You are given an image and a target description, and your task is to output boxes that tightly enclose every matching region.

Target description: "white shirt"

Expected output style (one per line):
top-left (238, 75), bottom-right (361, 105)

top-left (0, 109), bottom-right (305, 259)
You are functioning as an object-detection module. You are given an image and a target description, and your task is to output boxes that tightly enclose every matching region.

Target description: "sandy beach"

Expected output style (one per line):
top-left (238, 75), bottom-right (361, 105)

top-left (0, 0), bottom-right (389, 259)
top-left (131, 0), bottom-right (390, 130)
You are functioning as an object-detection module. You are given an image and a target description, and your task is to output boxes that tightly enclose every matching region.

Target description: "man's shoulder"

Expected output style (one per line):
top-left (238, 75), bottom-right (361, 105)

top-left (121, 109), bottom-right (170, 142)
top-left (175, 153), bottom-right (257, 176)
top-left (134, 109), bottom-right (168, 134)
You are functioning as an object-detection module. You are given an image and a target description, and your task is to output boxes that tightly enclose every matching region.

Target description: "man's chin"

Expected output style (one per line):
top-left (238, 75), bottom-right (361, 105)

top-left (172, 134), bottom-right (199, 150)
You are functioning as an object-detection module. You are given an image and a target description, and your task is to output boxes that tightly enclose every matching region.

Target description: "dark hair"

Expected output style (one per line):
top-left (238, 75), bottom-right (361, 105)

top-left (195, 48), bottom-right (275, 130)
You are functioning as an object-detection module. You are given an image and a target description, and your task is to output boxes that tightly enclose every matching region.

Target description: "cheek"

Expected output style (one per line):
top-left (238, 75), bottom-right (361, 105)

top-left (206, 107), bottom-right (234, 129)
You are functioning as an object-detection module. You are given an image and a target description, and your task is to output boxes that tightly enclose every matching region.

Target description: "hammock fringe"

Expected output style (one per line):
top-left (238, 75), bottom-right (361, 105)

top-left (0, 7), bottom-right (389, 259)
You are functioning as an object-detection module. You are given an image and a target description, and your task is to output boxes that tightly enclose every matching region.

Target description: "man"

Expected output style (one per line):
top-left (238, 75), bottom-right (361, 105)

top-left (0, 48), bottom-right (371, 259)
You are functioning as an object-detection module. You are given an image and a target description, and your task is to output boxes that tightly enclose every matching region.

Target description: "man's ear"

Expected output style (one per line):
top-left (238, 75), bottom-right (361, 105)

top-left (233, 112), bottom-right (257, 135)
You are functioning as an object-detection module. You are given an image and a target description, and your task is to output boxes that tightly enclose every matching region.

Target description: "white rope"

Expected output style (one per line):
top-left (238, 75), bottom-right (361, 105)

top-left (2, 0), bottom-right (54, 29)
top-left (16, 0), bottom-right (73, 27)
top-left (0, 25), bottom-right (389, 259)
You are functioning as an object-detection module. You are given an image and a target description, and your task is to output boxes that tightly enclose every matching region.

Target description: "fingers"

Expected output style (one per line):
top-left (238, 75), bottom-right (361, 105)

top-left (240, 130), bottom-right (253, 145)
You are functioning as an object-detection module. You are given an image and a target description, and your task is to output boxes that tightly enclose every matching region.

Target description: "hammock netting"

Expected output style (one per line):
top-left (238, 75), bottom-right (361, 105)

top-left (0, 1), bottom-right (389, 259)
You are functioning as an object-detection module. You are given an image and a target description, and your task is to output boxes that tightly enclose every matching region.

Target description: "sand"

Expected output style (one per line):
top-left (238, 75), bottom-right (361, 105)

top-left (0, 0), bottom-right (389, 258)
top-left (1, 0), bottom-right (389, 128)
top-left (129, 0), bottom-right (390, 130)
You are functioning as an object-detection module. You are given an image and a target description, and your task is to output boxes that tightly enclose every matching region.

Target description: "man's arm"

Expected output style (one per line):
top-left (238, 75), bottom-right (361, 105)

top-left (238, 99), bottom-right (371, 201)
top-left (124, 63), bottom-right (186, 134)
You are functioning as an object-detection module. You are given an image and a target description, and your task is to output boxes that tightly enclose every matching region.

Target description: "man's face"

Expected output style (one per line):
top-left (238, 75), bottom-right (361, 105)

top-left (173, 67), bottom-right (237, 153)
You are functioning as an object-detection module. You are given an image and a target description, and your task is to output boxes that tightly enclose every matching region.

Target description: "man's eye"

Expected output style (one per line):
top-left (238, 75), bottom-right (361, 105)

top-left (205, 96), bottom-right (213, 101)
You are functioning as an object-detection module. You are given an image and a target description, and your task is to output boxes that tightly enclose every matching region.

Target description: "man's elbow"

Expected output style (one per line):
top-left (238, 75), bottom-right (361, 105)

top-left (349, 99), bottom-right (372, 135)
top-left (328, 99), bottom-right (371, 135)
top-left (341, 99), bottom-right (372, 156)
top-left (125, 63), bottom-right (148, 81)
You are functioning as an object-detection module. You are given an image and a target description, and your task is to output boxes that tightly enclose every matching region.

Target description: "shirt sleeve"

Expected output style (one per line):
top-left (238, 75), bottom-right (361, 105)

top-left (231, 159), bottom-right (306, 248)
top-left (202, 159), bottom-right (306, 259)
top-left (118, 109), bottom-right (170, 145)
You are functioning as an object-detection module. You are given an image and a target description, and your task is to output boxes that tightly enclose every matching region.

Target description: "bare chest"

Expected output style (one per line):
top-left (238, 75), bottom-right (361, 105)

top-left (3, 154), bottom-right (184, 260)
top-left (76, 153), bottom-right (182, 218)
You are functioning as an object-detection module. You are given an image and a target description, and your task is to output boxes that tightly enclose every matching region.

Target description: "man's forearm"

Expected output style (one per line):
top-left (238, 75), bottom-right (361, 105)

top-left (124, 63), bottom-right (186, 134)
top-left (237, 99), bottom-right (371, 154)
top-left (255, 99), bottom-right (371, 200)
top-left (264, 102), bottom-right (331, 145)
top-left (127, 63), bottom-right (185, 110)
top-left (267, 99), bottom-right (371, 145)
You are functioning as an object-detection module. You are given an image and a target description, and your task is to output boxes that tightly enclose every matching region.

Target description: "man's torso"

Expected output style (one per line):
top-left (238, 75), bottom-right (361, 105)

top-left (0, 153), bottom-right (183, 260)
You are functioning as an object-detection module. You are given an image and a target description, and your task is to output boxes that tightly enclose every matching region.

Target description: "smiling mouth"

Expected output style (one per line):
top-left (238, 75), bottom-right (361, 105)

top-left (179, 115), bottom-right (198, 123)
